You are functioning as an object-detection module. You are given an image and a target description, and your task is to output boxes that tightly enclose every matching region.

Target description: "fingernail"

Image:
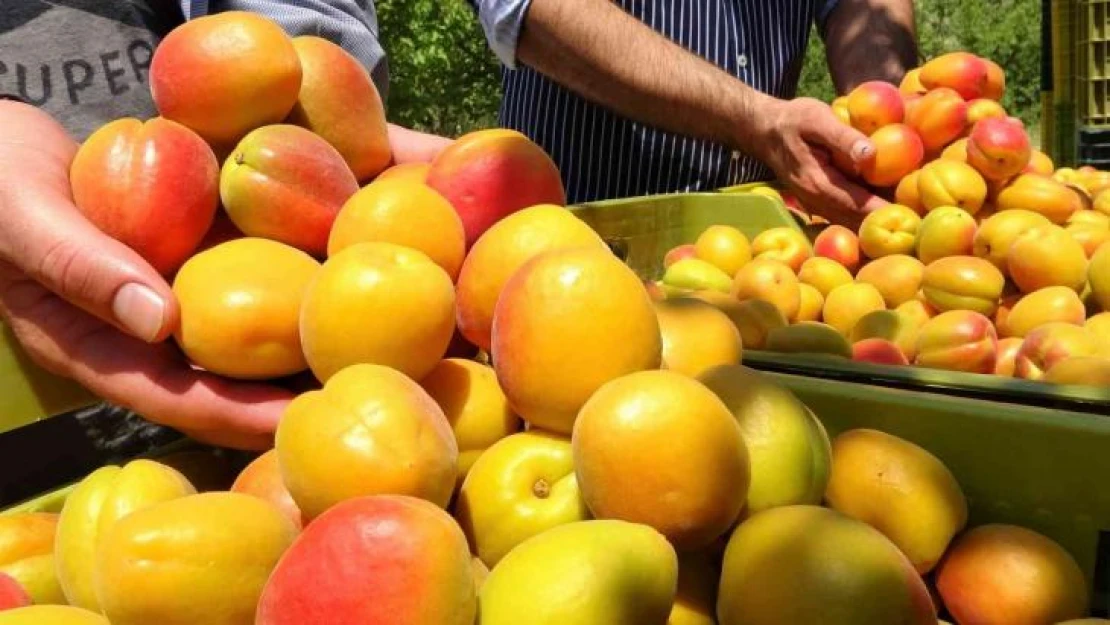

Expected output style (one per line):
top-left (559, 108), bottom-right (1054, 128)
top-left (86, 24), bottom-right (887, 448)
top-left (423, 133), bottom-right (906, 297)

top-left (112, 283), bottom-right (166, 342)
top-left (852, 140), bottom-right (874, 161)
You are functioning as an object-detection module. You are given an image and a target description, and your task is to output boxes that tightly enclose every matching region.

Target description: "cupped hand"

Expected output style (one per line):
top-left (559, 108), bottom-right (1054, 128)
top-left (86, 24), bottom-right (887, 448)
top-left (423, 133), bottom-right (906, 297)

top-left (752, 97), bottom-right (889, 229)
top-left (0, 102), bottom-right (293, 450)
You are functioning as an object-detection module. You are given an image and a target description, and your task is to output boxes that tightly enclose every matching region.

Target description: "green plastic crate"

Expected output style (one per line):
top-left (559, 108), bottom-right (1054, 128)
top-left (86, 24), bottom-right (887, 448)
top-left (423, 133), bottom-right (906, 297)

top-left (0, 323), bottom-right (96, 434)
top-left (571, 192), bottom-right (1110, 413)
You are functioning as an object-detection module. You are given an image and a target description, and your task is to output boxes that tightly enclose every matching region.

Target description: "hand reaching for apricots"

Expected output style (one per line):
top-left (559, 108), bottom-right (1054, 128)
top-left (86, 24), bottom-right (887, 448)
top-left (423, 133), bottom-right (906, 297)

top-left (751, 97), bottom-right (889, 229)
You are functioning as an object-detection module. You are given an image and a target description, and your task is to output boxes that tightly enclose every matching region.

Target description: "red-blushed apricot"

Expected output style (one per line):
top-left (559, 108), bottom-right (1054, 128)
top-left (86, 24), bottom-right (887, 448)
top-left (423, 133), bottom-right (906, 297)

top-left (426, 129), bottom-right (566, 248)
top-left (287, 36), bottom-right (391, 181)
top-left (150, 11), bottom-right (302, 147)
top-left (256, 495), bottom-right (476, 625)
top-left (70, 117), bottom-right (218, 275)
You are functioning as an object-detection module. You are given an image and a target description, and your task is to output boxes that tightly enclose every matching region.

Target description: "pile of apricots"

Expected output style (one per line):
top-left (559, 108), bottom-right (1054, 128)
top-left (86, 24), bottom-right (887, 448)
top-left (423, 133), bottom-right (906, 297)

top-left (0, 10), bottom-right (1105, 624)
top-left (658, 52), bottom-right (1110, 385)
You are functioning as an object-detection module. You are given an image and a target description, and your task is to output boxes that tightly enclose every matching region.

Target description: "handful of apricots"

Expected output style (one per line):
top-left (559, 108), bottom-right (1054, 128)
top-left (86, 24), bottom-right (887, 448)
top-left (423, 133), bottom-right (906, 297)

top-left (2, 10), bottom-right (1105, 624)
top-left (659, 52), bottom-right (1110, 385)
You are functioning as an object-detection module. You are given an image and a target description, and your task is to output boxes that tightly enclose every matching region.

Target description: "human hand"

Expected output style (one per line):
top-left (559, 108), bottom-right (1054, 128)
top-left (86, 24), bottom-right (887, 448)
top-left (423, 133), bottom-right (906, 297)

top-left (751, 97), bottom-right (889, 229)
top-left (387, 123), bottom-right (454, 165)
top-left (0, 102), bottom-right (293, 451)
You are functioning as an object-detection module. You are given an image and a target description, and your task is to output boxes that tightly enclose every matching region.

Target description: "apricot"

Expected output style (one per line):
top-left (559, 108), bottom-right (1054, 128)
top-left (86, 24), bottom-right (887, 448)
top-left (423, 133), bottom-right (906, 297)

top-left (70, 117), bottom-right (219, 275)
top-left (1092, 243), bottom-right (1110, 310)
top-left (1025, 149), bottom-right (1055, 176)
top-left (276, 363), bottom-right (458, 519)
top-left (997, 174), bottom-right (1084, 224)
top-left (231, 450), bottom-right (305, 531)
top-left (905, 87), bottom-right (969, 154)
top-left (573, 370), bottom-right (749, 551)
top-left (698, 365), bottom-right (831, 515)
top-left (920, 52), bottom-right (991, 100)
top-left (286, 36), bottom-right (390, 181)
top-left (695, 225), bottom-right (752, 276)
top-left (492, 246), bottom-right (662, 434)
top-left (798, 256), bottom-right (854, 298)
top-left (812, 225), bottom-right (861, 273)
top-left (456, 205), bottom-right (603, 351)
top-left (823, 282), bottom-right (887, 336)
top-left (967, 117), bottom-right (1032, 181)
top-left (859, 204), bottom-right (922, 259)
top-left (150, 11), bottom-right (302, 147)
top-left (896, 170), bottom-right (925, 214)
top-left (915, 310), bottom-right (998, 373)
top-left (751, 227), bottom-right (812, 272)
top-left (95, 492), bottom-right (297, 625)
top-left (794, 283), bottom-right (825, 323)
top-left (717, 505), bottom-right (936, 625)
top-left (941, 138), bottom-right (969, 162)
top-left (258, 495), bottom-right (476, 625)
top-left (993, 336), bottom-right (1024, 376)
top-left (766, 322), bottom-right (854, 358)
top-left (55, 460), bottom-right (197, 611)
top-left (1089, 312), bottom-right (1110, 345)
top-left (655, 298), bottom-right (743, 377)
top-left (1070, 209), bottom-right (1110, 229)
top-left (0, 572), bottom-right (29, 611)
top-left (1000, 287), bottom-right (1087, 338)
top-left (1008, 225), bottom-right (1090, 293)
top-left (174, 238), bottom-right (319, 380)
top-left (665, 243), bottom-right (699, 268)
top-left (377, 162), bottom-right (430, 183)
top-left (420, 359), bottom-right (521, 488)
top-left (455, 431), bottom-right (588, 568)
top-left (426, 129), bottom-right (566, 247)
top-left (826, 429), bottom-right (967, 573)
top-left (1095, 188), bottom-right (1110, 216)
top-left (832, 96), bottom-right (851, 124)
top-left (0, 514), bottom-right (63, 605)
top-left (668, 551), bottom-right (720, 625)
top-left (664, 258), bottom-right (733, 293)
top-left (1014, 323), bottom-right (1102, 380)
top-left (922, 255), bottom-right (1005, 315)
top-left (937, 524), bottom-right (1087, 625)
top-left (847, 81), bottom-right (905, 134)
top-left (855, 254), bottom-right (926, 308)
top-left (916, 206), bottom-right (977, 264)
top-left (862, 124), bottom-right (924, 188)
top-left (0, 606), bottom-right (108, 624)
top-left (327, 177), bottom-right (466, 278)
top-left (1044, 355), bottom-right (1110, 385)
top-left (732, 258), bottom-right (802, 320)
top-left (973, 209), bottom-right (1053, 273)
top-left (852, 338), bottom-right (910, 365)
top-left (900, 68), bottom-right (928, 96)
top-left (300, 242), bottom-right (455, 382)
top-left (896, 298), bottom-right (939, 329)
top-left (718, 298), bottom-right (789, 350)
top-left (917, 159), bottom-right (988, 214)
top-left (850, 309), bottom-right (919, 360)
top-left (966, 98), bottom-right (1008, 125)
top-left (221, 124), bottom-right (359, 257)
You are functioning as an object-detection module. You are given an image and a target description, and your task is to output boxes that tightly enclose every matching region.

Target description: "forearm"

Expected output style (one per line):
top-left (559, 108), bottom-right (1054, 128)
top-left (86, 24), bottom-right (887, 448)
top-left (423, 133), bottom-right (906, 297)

top-left (386, 124), bottom-right (453, 165)
top-left (515, 0), bottom-right (772, 153)
top-left (822, 0), bottom-right (918, 93)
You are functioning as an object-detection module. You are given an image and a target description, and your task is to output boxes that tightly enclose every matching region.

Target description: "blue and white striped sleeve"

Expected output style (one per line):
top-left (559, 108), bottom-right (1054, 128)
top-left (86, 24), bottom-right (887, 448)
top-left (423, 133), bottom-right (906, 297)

top-left (204, 0), bottom-right (390, 98)
top-left (468, 0), bottom-right (535, 69)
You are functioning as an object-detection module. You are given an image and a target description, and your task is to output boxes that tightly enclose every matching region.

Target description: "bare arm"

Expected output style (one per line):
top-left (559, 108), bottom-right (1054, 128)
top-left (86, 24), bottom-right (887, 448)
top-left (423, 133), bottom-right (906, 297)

top-left (387, 123), bottom-right (454, 164)
top-left (515, 0), bottom-right (765, 154)
top-left (511, 0), bottom-right (885, 223)
top-left (822, 0), bottom-right (918, 93)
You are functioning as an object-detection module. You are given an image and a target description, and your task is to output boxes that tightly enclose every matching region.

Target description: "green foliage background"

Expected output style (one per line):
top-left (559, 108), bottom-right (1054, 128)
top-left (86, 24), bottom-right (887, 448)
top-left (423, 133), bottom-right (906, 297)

top-left (378, 0), bottom-right (1042, 137)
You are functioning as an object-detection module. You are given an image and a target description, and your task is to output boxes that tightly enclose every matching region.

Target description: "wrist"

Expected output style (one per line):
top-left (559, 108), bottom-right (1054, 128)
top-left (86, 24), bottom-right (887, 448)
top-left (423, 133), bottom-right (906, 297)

top-left (726, 90), bottom-right (780, 160)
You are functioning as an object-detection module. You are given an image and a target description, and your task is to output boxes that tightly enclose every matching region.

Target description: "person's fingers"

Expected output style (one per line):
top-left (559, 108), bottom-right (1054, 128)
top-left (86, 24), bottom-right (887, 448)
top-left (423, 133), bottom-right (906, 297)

top-left (800, 103), bottom-right (875, 172)
top-left (0, 190), bottom-right (178, 343)
top-left (0, 266), bottom-right (291, 451)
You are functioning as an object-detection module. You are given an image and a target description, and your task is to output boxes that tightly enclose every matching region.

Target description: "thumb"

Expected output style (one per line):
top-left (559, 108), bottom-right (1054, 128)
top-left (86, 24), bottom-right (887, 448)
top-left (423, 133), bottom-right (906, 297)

top-left (806, 107), bottom-right (875, 169)
top-left (8, 194), bottom-right (179, 343)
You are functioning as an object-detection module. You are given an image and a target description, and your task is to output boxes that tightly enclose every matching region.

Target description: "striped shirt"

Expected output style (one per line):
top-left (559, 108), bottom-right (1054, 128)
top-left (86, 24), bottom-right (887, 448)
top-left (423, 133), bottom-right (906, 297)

top-left (472, 0), bottom-right (840, 204)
